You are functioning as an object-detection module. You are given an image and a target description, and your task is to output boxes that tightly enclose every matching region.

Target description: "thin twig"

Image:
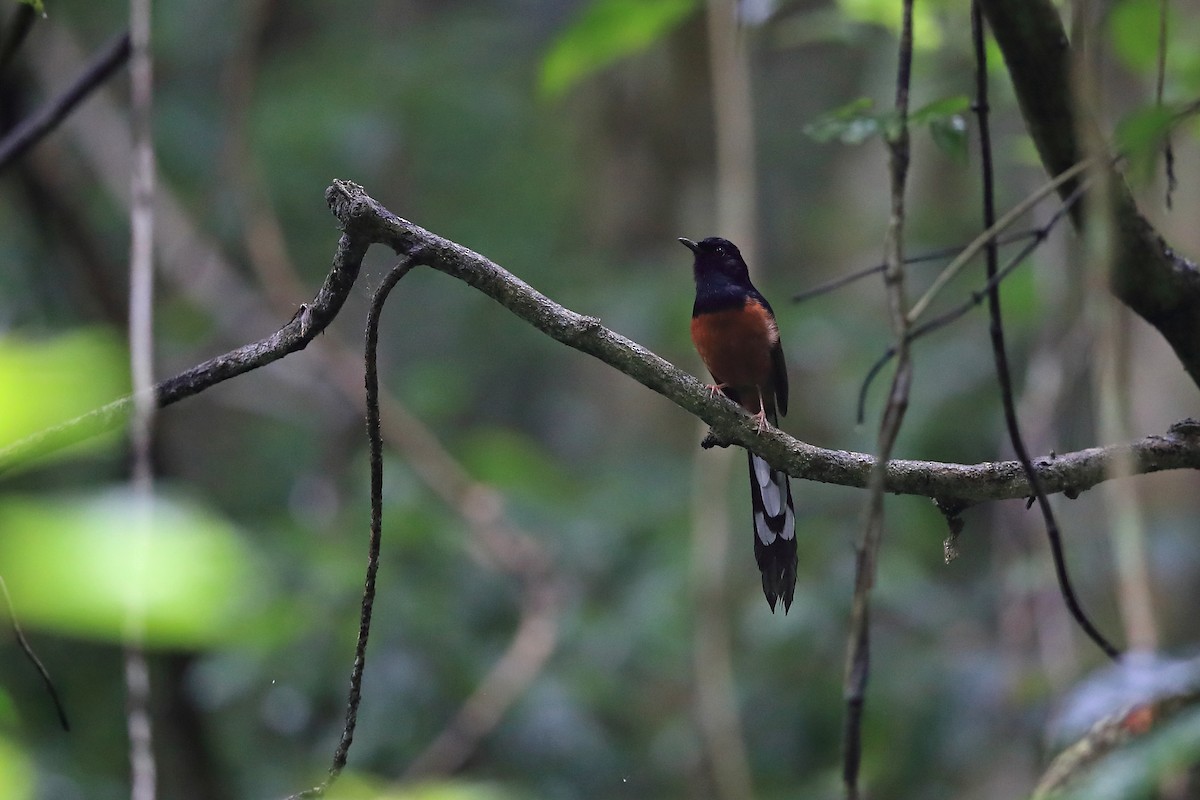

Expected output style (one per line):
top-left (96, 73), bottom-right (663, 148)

top-left (972, 2), bottom-right (1120, 660)
top-left (791, 229), bottom-right (1039, 305)
top-left (842, 2), bottom-right (915, 796)
top-left (1155, 0), bottom-right (1175, 208)
top-left (856, 179), bottom-right (1091, 423)
top-left (334, 259), bottom-right (415, 777)
top-left (285, 259), bottom-right (415, 800)
top-left (125, 0), bottom-right (158, 796)
top-left (0, 30), bottom-right (130, 173)
top-left (0, 575), bottom-right (69, 730)
top-left (905, 157), bottom-right (1095, 324)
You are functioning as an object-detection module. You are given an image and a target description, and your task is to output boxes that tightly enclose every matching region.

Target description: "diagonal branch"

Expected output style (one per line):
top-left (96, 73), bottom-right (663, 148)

top-left (3, 182), bottom-right (1198, 512)
top-left (0, 31), bottom-right (131, 173)
top-left (977, 0), bottom-right (1200, 389)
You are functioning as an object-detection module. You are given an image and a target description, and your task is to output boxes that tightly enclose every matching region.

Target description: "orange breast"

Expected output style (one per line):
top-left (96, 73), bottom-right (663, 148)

top-left (690, 298), bottom-right (778, 401)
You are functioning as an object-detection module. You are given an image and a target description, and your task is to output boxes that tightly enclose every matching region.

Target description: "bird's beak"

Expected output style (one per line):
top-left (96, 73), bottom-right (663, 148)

top-left (678, 237), bottom-right (698, 253)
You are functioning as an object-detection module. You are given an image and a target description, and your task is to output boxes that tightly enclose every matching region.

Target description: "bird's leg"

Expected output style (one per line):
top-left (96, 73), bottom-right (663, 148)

top-left (704, 381), bottom-right (728, 399)
top-left (752, 387), bottom-right (770, 432)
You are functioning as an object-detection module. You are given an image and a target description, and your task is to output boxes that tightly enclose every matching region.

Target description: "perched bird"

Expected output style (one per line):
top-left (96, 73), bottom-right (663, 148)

top-left (681, 236), bottom-right (797, 613)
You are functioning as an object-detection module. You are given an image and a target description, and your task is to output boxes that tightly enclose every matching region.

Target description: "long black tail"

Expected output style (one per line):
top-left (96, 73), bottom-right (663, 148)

top-left (748, 452), bottom-right (797, 613)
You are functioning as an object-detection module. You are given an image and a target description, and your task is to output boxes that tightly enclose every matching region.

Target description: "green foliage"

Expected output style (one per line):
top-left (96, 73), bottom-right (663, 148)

top-left (326, 776), bottom-right (522, 800)
top-left (804, 95), bottom-right (969, 158)
top-left (0, 491), bottom-right (255, 648)
top-left (803, 97), bottom-right (882, 144)
top-left (1109, 0), bottom-right (1200, 93)
top-left (0, 736), bottom-right (34, 800)
top-left (17, 0), bottom-right (45, 16)
top-left (0, 329), bottom-right (129, 459)
top-left (539, 0), bottom-right (697, 98)
top-left (1116, 103), bottom-right (1180, 182)
top-left (911, 95), bottom-right (971, 161)
top-left (836, 0), bottom-right (945, 49)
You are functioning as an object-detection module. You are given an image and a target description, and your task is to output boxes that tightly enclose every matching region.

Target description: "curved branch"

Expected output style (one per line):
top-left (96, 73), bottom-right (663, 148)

top-left (324, 181), bottom-right (1200, 510)
top-left (977, 0), bottom-right (1200, 389)
top-left (0, 230), bottom-right (366, 472)
top-left (3, 182), bottom-right (1199, 510)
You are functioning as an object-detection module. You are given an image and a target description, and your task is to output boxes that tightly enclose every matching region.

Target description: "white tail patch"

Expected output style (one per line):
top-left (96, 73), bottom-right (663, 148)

top-left (750, 454), bottom-right (794, 544)
top-left (753, 454), bottom-right (781, 516)
top-left (754, 510), bottom-right (776, 546)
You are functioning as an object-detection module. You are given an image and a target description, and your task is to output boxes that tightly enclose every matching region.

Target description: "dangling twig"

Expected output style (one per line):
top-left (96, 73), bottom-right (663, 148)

top-left (971, 1), bottom-right (1119, 660)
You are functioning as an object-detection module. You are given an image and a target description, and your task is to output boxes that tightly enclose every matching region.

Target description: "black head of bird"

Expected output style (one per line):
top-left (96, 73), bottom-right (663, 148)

top-left (679, 237), bottom-right (752, 287)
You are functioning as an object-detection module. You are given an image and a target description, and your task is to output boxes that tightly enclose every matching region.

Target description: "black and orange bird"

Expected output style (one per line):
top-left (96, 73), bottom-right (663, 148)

top-left (681, 236), bottom-right (797, 613)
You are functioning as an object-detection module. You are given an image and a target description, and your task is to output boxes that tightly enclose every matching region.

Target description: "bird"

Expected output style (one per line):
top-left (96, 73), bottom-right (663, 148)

top-left (681, 236), bottom-right (797, 613)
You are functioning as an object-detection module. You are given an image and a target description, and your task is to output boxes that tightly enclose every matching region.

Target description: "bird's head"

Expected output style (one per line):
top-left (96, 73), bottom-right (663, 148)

top-left (679, 236), bottom-right (751, 285)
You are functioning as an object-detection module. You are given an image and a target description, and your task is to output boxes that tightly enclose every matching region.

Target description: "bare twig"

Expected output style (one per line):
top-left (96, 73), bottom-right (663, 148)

top-left (285, 259), bottom-right (415, 800)
top-left (905, 157), bottom-right (1094, 324)
top-left (0, 31), bottom-right (130, 173)
top-left (125, 0), bottom-right (157, 796)
top-left (972, 1), bottom-right (1120, 660)
top-left (791, 229), bottom-right (1039, 305)
top-left (0, 575), bottom-right (69, 730)
top-left (1032, 690), bottom-right (1200, 798)
top-left (842, 3), bottom-right (915, 797)
top-left (1155, 0), bottom-right (1175, 208)
top-left (857, 179), bottom-right (1090, 423)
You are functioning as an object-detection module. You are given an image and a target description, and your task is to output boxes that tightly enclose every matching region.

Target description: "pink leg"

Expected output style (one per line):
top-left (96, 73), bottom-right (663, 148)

top-left (751, 387), bottom-right (770, 432)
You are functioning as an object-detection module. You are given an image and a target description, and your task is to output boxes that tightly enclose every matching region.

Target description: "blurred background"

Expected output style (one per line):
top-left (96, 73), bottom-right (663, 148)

top-left (1, 0), bottom-right (1199, 798)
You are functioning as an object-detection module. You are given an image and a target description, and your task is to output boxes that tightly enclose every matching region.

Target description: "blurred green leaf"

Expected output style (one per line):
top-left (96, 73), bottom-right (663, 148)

top-left (837, 0), bottom-right (943, 48)
top-left (18, 0), bottom-right (45, 15)
top-left (0, 491), bottom-right (256, 648)
top-left (806, 95), bottom-right (969, 152)
top-left (909, 94), bottom-right (970, 125)
top-left (928, 114), bottom-right (968, 161)
top-left (539, 0), bottom-right (697, 99)
top-left (0, 688), bottom-right (14, 726)
top-left (0, 329), bottom-right (129, 458)
top-left (0, 736), bottom-right (33, 800)
top-left (803, 97), bottom-right (881, 144)
top-left (326, 776), bottom-right (521, 800)
top-left (1109, 0), bottom-right (1200, 93)
top-left (1116, 104), bottom-right (1178, 183)
top-left (1116, 104), bottom-right (1177, 155)
top-left (1109, 0), bottom-right (1164, 72)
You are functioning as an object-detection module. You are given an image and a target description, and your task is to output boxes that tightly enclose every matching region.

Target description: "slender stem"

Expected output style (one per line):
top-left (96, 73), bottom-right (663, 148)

top-left (842, 2), bottom-right (915, 797)
top-left (0, 32), bottom-right (131, 173)
top-left (126, 0), bottom-right (158, 796)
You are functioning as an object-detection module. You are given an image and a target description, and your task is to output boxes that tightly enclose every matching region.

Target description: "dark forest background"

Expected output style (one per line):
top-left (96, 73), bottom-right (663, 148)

top-left (1, 0), bottom-right (1199, 798)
